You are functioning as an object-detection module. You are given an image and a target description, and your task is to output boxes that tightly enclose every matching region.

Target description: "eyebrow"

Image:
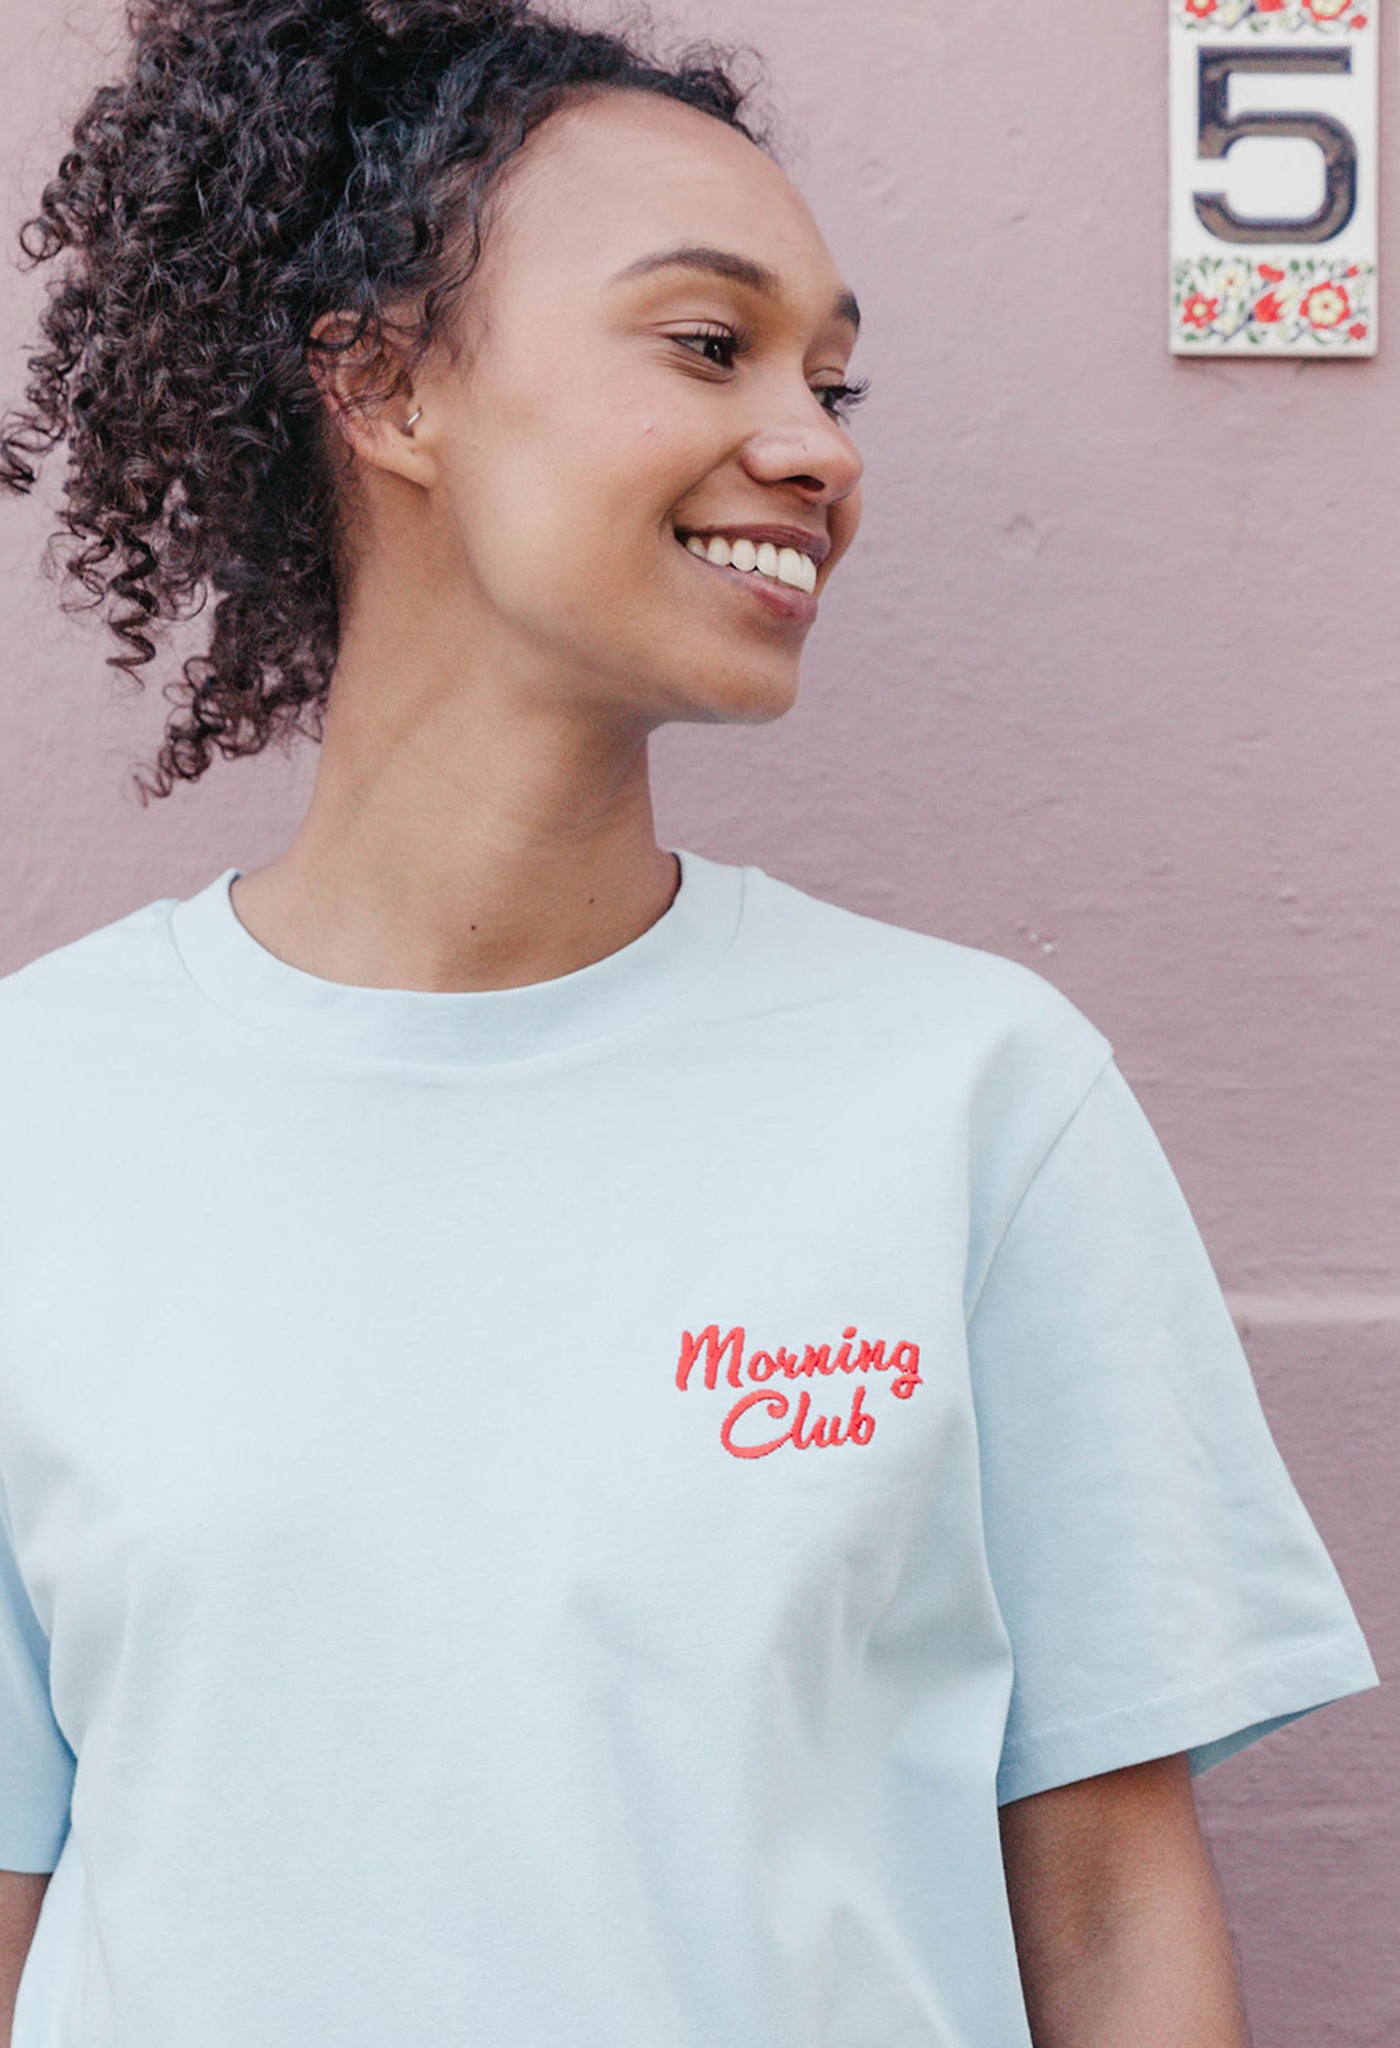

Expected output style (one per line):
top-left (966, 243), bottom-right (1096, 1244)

top-left (608, 243), bottom-right (861, 334)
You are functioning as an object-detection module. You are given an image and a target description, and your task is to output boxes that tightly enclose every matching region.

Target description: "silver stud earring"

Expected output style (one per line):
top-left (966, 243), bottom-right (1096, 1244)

top-left (403, 408), bottom-right (422, 433)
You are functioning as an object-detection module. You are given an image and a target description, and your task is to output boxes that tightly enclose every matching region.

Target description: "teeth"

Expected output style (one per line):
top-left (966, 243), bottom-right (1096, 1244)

top-left (680, 532), bottom-right (819, 596)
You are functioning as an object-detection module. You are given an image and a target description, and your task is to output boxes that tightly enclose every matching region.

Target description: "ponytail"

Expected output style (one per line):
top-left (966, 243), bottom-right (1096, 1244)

top-left (1, 0), bottom-right (767, 799)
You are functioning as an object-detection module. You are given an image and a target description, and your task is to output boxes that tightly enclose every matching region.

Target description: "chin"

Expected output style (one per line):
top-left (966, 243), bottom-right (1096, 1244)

top-left (672, 659), bottom-right (803, 727)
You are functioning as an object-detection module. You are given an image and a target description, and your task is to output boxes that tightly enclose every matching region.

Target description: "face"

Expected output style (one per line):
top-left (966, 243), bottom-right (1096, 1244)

top-left (375, 89), bottom-right (865, 729)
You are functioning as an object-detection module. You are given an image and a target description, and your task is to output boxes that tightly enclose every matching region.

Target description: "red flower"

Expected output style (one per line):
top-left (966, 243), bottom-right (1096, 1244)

top-left (1300, 282), bottom-right (1350, 329)
top-left (1351, 12), bottom-right (1368, 24)
top-left (1256, 0), bottom-right (1287, 10)
top-left (1180, 292), bottom-right (1219, 329)
top-left (1253, 292), bottom-right (1285, 324)
top-left (1258, 263), bottom-right (1286, 283)
top-left (1345, 265), bottom-right (1359, 278)
top-left (1302, 0), bottom-right (1353, 18)
top-left (1184, 0), bottom-right (1217, 15)
top-left (1348, 322), bottom-right (1368, 340)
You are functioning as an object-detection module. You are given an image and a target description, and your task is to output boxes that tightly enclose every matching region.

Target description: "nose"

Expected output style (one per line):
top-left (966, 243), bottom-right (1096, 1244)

top-left (739, 391), bottom-right (864, 511)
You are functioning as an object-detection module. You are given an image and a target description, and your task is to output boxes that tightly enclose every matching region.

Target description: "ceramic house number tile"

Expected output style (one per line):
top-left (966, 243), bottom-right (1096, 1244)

top-left (1169, 0), bottom-right (1378, 356)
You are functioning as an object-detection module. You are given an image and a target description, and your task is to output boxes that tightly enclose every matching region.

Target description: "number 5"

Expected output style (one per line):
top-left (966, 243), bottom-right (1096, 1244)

top-left (1194, 48), bottom-right (1358, 245)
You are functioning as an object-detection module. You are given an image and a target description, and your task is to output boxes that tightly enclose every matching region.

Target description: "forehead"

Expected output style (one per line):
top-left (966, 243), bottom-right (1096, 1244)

top-left (486, 90), bottom-right (836, 297)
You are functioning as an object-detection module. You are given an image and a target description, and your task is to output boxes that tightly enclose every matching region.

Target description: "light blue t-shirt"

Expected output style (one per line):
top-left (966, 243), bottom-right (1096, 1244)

top-left (0, 850), bottom-right (1378, 2047)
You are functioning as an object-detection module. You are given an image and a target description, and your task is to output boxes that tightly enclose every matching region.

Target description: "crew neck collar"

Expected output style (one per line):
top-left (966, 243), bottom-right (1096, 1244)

top-left (167, 849), bottom-right (745, 1066)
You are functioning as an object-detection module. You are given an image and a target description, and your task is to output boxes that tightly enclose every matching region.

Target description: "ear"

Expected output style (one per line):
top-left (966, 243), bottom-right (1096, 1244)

top-left (307, 310), bottom-right (436, 486)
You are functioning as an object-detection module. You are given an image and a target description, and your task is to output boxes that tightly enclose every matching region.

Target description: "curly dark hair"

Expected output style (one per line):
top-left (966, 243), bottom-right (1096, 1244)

top-left (0, 0), bottom-right (769, 801)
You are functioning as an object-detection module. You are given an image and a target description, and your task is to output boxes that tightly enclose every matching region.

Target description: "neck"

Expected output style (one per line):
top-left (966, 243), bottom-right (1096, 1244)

top-left (229, 620), bottom-right (680, 994)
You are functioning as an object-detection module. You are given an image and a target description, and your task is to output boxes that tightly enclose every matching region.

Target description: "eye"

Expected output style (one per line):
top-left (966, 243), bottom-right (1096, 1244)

top-left (816, 377), bottom-right (872, 423)
top-left (670, 324), bottom-right (744, 370)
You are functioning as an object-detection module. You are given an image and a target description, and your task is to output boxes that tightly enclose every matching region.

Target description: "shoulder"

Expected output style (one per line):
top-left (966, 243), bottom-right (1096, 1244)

top-left (0, 892), bottom-right (182, 1067)
top-left (730, 859), bottom-right (1114, 1079)
top-left (715, 862), bottom-right (1119, 1264)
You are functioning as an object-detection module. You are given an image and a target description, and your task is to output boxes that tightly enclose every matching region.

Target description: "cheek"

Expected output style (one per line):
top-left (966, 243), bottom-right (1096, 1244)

top-left (545, 402), bottom-right (706, 537)
top-left (442, 412), bottom-right (697, 605)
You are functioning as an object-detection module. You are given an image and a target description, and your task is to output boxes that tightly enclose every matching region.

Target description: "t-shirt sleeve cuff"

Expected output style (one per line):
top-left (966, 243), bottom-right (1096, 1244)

top-left (0, 1793), bottom-right (70, 1874)
top-left (995, 1626), bottom-right (1381, 1806)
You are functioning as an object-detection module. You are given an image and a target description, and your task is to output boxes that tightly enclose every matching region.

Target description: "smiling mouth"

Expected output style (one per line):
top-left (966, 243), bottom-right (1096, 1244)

top-left (674, 528), bottom-right (820, 596)
top-left (672, 531), bottom-right (821, 622)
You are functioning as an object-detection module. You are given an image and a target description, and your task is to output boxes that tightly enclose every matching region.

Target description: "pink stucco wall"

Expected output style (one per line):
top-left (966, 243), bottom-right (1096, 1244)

top-left (1, 1), bottom-right (1394, 2037)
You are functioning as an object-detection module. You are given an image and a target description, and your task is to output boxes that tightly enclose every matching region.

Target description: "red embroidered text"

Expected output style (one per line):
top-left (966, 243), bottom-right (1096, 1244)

top-left (675, 1324), bottom-right (922, 1459)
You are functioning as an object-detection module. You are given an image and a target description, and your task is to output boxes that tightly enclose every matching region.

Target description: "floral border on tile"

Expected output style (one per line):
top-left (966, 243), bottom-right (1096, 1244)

top-left (1174, 255), bottom-right (1374, 348)
top-left (1176, 0), bottom-right (1369, 30)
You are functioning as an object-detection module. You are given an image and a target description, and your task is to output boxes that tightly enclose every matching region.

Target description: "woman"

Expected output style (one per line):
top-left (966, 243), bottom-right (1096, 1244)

top-left (0, 2), bottom-right (1377, 2043)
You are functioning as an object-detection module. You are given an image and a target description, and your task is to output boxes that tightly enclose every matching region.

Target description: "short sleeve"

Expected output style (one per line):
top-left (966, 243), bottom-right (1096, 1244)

top-left (0, 1476), bottom-right (73, 1870)
top-left (968, 1057), bottom-right (1380, 1807)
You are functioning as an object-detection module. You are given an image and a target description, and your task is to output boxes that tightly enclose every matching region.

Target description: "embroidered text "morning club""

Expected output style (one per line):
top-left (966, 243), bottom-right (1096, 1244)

top-left (675, 1325), bottom-right (923, 1460)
